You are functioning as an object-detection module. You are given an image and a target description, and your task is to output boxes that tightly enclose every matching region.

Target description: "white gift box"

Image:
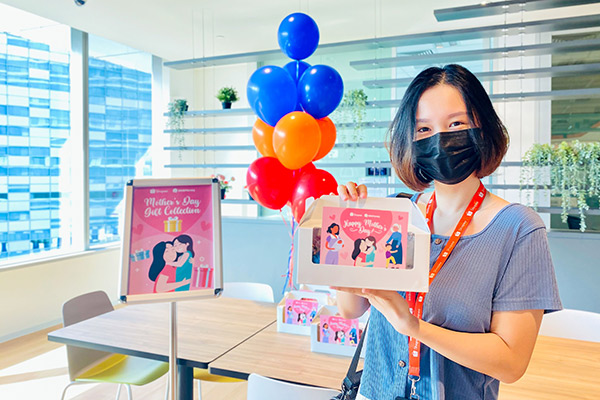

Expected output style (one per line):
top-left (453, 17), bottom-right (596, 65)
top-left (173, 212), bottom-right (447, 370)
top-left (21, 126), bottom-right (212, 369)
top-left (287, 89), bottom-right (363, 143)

top-left (310, 305), bottom-right (369, 357)
top-left (276, 290), bottom-right (335, 335)
top-left (297, 195), bottom-right (431, 292)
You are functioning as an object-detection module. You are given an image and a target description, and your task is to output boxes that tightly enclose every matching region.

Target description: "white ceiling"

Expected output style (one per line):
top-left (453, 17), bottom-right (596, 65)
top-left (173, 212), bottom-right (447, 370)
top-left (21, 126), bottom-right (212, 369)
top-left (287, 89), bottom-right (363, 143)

top-left (2, 0), bottom-right (599, 63)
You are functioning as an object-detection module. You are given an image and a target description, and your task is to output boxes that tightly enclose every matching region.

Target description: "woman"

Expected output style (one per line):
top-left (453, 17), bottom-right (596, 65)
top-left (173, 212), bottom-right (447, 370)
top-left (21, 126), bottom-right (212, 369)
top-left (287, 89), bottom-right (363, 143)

top-left (324, 223), bottom-right (344, 265)
top-left (364, 236), bottom-right (377, 267)
top-left (173, 234), bottom-right (195, 291)
top-left (336, 64), bottom-right (561, 400)
top-left (351, 238), bottom-right (367, 266)
top-left (148, 241), bottom-right (191, 293)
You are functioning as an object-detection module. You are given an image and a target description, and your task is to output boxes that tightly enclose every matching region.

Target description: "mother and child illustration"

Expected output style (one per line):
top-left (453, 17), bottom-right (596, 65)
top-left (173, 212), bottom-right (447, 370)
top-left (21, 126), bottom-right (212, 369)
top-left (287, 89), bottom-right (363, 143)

top-left (148, 234), bottom-right (196, 293)
top-left (320, 206), bottom-right (408, 269)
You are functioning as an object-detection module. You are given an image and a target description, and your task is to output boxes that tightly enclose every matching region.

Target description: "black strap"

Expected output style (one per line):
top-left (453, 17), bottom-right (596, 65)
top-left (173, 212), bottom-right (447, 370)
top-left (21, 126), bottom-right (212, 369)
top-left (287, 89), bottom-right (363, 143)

top-left (395, 192), bottom-right (413, 199)
top-left (345, 320), bottom-right (368, 383)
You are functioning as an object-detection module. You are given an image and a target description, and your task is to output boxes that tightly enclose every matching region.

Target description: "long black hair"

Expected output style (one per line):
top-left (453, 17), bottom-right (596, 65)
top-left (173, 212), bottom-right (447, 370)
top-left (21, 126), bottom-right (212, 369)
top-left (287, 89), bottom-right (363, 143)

top-left (351, 238), bottom-right (363, 260)
top-left (388, 64), bottom-right (508, 191)
top-left (148, 241), bottom-right (171, 282)
top-left (174, 234), bottom-right (195, 258)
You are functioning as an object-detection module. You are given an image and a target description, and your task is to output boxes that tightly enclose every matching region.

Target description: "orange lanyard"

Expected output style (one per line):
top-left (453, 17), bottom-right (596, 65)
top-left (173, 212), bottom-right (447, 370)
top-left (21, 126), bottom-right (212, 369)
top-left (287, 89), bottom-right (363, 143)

top-left (406, 181), bottom-right (486, 386)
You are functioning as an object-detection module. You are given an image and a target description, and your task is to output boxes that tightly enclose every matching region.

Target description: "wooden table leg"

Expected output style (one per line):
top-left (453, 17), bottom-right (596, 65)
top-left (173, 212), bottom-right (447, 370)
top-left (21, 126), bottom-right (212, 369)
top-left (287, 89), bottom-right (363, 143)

top-left (178, 364), bottom-right (194, 400)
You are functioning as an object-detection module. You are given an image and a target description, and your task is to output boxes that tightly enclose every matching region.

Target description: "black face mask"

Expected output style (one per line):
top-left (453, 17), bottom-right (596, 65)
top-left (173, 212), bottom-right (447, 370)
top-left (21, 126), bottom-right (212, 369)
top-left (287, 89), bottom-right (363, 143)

top-left (413, 128), bottom-right (482, 185)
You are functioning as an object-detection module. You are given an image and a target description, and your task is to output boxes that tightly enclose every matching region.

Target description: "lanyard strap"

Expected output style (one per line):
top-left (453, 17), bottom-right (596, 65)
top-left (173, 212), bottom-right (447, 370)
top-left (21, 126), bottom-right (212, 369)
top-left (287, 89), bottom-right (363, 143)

top-left (406, 181), bottom-right (486, 379)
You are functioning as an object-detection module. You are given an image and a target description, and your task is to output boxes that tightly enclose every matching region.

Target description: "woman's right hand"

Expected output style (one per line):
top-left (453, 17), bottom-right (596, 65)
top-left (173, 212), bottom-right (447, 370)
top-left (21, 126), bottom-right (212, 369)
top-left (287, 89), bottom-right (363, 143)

top-left (338, 182), bottom-right (368, 201)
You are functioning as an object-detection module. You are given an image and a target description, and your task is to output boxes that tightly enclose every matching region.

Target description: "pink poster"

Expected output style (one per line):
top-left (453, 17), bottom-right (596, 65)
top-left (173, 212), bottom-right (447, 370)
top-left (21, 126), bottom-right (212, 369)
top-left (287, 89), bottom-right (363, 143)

top-left (320, 206), bottom-right (410, 269)
top-left (319, 315), bottom-right (360, 346)
top-left (127, 185), bottom-right (215, 295)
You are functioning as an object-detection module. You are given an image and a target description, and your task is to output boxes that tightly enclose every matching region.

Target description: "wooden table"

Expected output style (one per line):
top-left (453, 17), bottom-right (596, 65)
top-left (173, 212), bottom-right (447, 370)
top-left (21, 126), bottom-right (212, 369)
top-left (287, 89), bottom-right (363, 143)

top-left (210, 326), bottom-right (600, 398)
top-left (499, 335), bottom-right (600, 400)
top-left (48, 297), bottom-right (276, 400)
top-left (209, 323), bottom-right (360, 389)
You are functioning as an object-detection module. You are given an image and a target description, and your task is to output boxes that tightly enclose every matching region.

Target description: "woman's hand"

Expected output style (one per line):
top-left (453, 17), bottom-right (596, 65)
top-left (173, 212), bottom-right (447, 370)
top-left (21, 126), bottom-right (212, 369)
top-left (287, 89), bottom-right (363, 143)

top-left (338, 182), bottom-right (368, 201)
top-left (332, 287), bottom-right (418, 336)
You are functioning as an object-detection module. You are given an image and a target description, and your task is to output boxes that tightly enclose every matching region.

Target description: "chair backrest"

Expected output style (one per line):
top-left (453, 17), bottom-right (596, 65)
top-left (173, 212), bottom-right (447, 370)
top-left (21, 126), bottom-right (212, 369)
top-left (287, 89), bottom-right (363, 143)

top-left (539, 309), bottom-right (600, 342)
top-left (62, 291), bottom-right (115, 380)
top-left (247, 373), bottom-right (340, 400)
top-left (222, 282), bottom-right (274, 303)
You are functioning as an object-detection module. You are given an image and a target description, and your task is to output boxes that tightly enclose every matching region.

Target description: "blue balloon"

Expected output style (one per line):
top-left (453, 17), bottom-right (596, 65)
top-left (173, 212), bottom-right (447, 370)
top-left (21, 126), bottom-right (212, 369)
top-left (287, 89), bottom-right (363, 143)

top-left (283, 60), bottom-right (311, 84)
top-left (298, 65), bottom-right (344, 119)
top-left (283, 61), bottom-right (311, 111)
top-left (278, 13), bottom-right (319, 61)
top-left (246, 65), bottom-right (297, 127)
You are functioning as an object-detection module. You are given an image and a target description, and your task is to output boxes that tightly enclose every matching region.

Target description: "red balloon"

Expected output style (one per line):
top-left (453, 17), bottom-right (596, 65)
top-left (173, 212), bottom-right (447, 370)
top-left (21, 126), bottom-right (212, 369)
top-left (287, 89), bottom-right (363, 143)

top-left (291, 162), bottom-right (316, 183)
top-left (246, 157), bottom-right (295, 210)
top-left (290, 168), bottom-right (338, 222)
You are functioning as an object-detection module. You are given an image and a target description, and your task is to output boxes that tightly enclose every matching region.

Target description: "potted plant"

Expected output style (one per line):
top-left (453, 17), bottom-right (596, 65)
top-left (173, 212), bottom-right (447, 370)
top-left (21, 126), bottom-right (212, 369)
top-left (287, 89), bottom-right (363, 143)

top-left (166, 99), bottom-right (188, 156)
top-left (521, 140), bottom-right (600, 232)
top-left (211, 174), bottom-right (235, 199)
top-left (216, 87), bottom-right (239, 109)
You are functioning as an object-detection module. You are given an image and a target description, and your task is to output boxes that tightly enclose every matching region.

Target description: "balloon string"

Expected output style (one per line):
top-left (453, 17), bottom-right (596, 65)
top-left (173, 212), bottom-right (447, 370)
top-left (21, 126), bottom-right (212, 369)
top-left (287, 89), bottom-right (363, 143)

top-left (281, 215), bottom-right (298, 294)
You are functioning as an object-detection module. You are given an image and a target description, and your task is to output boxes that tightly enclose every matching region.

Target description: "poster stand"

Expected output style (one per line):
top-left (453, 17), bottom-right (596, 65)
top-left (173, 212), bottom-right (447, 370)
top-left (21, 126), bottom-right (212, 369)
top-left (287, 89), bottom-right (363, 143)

top-left (118, 178), bottom-right (224, 400)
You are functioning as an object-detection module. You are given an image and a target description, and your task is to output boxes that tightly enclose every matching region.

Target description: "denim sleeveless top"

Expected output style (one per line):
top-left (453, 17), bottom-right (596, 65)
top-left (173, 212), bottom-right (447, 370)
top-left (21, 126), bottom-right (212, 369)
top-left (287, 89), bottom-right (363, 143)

top-left (358, 198), bottom-right (562, 400)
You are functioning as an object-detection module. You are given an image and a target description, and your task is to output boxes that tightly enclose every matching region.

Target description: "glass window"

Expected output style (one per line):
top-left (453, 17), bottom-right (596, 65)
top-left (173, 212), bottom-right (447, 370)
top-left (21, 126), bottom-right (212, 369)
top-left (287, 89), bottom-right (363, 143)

top-left (0, 4), bottom-right (73, 262)
top-left (88, 35), bottom-right (153, 245)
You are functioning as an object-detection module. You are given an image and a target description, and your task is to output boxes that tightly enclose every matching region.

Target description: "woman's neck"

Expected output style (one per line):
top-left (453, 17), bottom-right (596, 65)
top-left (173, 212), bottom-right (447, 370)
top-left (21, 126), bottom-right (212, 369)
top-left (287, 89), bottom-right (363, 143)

top-left (432, 174), bottom-right (481, 215)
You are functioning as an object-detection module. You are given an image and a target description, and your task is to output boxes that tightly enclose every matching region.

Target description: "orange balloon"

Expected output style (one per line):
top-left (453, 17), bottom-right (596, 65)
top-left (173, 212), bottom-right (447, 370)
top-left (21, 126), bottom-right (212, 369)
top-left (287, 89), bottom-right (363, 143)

top-left (252, 118), bottom-right (276, 157)
top-left (273, 111), bottom-right (321, 170)
top-left (313, 117), bottom-right (337, 161)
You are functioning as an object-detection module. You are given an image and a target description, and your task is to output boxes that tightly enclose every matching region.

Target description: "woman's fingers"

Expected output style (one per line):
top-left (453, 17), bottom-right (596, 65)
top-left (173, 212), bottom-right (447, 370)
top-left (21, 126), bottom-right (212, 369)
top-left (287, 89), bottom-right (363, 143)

top-left (338, 182), bottom-right (368, 201)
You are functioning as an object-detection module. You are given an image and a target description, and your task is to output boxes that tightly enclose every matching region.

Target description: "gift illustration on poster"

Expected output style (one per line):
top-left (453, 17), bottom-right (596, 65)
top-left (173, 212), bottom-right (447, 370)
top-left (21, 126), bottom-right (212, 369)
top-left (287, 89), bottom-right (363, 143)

top-left (320, 206), bottom-right (410, 269)
top-left (127, 185), bottom-right (215, 295)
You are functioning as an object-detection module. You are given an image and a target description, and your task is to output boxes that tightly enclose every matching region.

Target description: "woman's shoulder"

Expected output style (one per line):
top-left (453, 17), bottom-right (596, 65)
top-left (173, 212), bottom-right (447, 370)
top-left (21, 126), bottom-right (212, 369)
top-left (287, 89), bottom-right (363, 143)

top-left (492, 202), bottom-right (546, 238)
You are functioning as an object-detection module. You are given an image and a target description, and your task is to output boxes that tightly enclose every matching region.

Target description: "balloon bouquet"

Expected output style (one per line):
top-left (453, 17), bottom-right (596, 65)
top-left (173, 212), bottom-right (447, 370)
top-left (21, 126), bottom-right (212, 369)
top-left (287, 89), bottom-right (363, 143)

top-left (245, 13), bottom-right (343, 292)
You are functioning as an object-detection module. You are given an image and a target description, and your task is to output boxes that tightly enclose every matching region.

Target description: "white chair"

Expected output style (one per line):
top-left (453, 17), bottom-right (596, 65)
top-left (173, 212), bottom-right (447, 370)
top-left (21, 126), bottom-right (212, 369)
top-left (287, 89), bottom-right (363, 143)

top-left (539, 309), bottom-right (600, 342)
top-left (222, 282), bottom-right (275, 303)
top-left (60, 291), bottom-right (169, 400)
top-left (247, 373), bottom-right (340, 400)
top-left (194, 282), bottom-right (275, 399)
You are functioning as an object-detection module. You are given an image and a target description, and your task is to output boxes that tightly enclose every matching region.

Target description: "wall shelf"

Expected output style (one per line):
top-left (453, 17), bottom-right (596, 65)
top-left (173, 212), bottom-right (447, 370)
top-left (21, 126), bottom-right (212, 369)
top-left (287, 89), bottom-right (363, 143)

top-left (351, 38), bottom-right (600, 70)
top-left (363, 63), bottom-right (600, 88)
top-left (366, 88), bottom-right (600, 108)
top-left (434, 0), bottom-right (600, 22)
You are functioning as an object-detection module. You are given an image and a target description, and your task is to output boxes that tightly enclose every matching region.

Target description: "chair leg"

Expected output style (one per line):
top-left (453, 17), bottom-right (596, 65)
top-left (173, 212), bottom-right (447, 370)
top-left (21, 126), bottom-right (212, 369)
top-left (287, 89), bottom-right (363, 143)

top-left (164, 376), bottom-right (170, 400)
top-left (61, 381), bottom-right (78, 400)
top-left (115, 383), bottom-right (122, 400)
top-left (197, 379), bottom-right (202, 400)
top-left (126, 383), bottom-right (133, 400)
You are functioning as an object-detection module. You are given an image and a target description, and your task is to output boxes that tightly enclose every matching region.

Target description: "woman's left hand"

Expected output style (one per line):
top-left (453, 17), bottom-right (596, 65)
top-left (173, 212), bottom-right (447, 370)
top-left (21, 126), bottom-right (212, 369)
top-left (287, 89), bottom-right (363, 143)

top-left (332, 287), bottom-right (419, 336)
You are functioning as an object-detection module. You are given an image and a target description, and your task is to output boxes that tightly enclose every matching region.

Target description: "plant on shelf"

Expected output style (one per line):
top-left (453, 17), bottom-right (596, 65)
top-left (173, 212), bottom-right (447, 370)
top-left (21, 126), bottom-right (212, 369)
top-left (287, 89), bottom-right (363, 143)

top-left (211, 174), bottom-right (235, 199)
top-left (166, 99), bottom-right (188, 156)
top-left (333, 88), bottom-right (368, 158)
top-left (216, 87), bottom-right (239, 109)
top-left (520, 140), bottom-right (600, 232)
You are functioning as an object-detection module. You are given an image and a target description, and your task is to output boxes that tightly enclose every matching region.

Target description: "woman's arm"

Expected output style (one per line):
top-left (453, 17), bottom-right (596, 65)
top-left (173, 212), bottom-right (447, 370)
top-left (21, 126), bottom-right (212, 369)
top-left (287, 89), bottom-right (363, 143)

top-left (155, 275), bottom-right (191, 292)
top-left (336, 290), bottom-right (370, 319)
top-left (414, 309), bottom-right (543, 383)
top-left (337, 287), bottom-right (543, 383)
top-left (171, 252), bottom-right (190, 267)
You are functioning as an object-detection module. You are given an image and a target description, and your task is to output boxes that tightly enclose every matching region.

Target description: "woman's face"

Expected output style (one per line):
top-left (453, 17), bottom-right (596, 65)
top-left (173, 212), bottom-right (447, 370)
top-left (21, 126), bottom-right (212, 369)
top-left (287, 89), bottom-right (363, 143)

top-left (174, 239), bottom-right (188, 253)
top-left (365, 237), bottom-right (375, 247)
top-left (359, 239), bottom-right (368, 252)
top-left (331, 225), bottom-right (339, 235)
top-left (414, 84), bottom-right (472, 142)
top-left (163, 243), bottom-right (177, 263)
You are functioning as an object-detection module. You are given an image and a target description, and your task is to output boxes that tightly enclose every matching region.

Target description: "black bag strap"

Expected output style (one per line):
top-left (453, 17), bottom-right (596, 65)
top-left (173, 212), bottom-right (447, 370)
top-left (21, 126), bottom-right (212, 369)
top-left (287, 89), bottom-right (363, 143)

top-left (345, 320), bottom-right (368, 383)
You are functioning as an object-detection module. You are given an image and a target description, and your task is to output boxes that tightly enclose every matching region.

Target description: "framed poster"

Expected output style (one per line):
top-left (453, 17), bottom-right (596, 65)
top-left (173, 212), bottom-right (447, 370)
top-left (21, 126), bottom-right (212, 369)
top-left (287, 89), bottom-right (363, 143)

top-left (119, 178), bottom-right (223, 304)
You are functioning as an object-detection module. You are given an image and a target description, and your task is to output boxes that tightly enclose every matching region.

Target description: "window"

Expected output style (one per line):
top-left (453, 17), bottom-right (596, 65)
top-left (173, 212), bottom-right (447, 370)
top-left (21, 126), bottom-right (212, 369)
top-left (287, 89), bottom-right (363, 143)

top-left (88, 35), bottom-right (153, 245)
top-left (0, 5), bottom-right (73, 261)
